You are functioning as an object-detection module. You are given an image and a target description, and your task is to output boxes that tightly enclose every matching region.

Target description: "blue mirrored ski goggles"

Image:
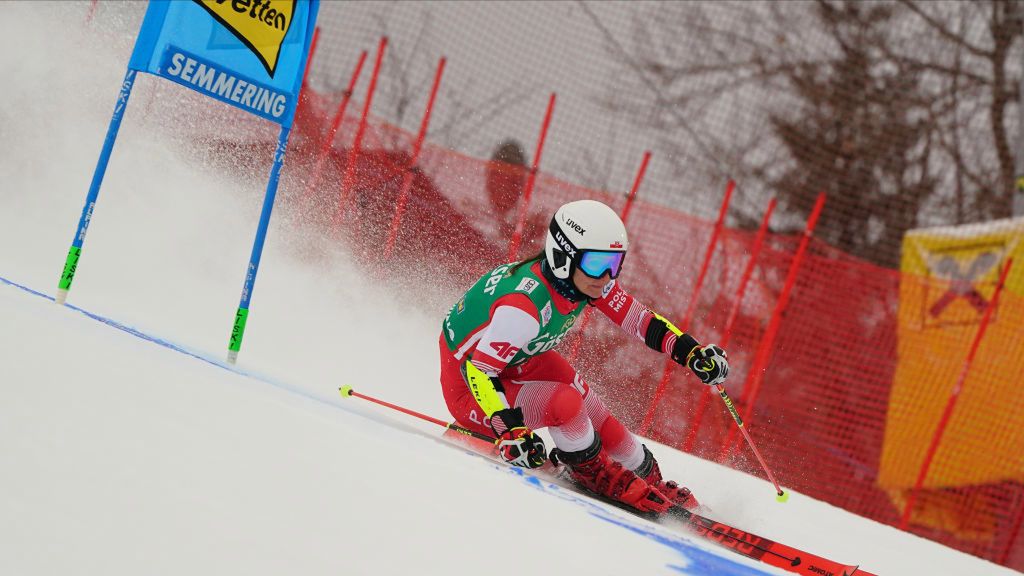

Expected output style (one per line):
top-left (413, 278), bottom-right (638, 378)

top-left (578, 250), bottom-right (626, 279)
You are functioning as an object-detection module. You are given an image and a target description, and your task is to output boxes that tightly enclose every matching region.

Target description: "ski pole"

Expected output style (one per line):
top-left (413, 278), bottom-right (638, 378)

top-left (714, 384), bottom-right (788, 502)
top-left (339, 384), bottom-right (787, 500)
top-left (339, 386), bottom-right (496, 444)
top-left (656, 317), bottom-right (788, 501)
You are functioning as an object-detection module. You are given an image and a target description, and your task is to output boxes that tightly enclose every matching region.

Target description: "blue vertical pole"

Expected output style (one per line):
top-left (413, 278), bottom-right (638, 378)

top-left (227, 125), bottom-right (291, 364)
top-left (57, 69), bottom-right (137, 305)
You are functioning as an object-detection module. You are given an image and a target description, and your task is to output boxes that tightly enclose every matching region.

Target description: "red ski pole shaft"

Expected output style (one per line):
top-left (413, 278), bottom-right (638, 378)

top-left (339, 386), bottom-right (496, 444)
top-left (713, 384), bottom-right (786, 498)
top-left (649, 317), bottom-right (786, 499)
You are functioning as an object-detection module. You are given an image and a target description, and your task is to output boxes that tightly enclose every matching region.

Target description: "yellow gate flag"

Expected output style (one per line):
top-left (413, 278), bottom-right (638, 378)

top-left (193, 0), bottom-right (296, 78)
top-left (880, 217), bottom-right (1024, 540)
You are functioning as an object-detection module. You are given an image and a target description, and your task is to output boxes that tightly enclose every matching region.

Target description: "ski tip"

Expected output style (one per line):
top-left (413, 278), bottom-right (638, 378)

top-left (776, 490), bottom-right (790, 503)
top-left (339, 385), bottom-right (353, 397)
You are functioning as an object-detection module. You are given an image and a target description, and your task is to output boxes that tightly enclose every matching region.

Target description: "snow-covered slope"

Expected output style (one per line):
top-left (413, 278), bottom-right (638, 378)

top-left (0, 3), bottom-right (1017, 575)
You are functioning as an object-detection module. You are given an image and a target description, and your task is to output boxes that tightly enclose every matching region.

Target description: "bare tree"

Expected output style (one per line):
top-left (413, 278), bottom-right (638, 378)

top-left (763, 1), bottom-right (937, 267)
top-left (895, 0), bottom-right (1022, 219)
top-left (586, 0), bottom-right (1022, 266)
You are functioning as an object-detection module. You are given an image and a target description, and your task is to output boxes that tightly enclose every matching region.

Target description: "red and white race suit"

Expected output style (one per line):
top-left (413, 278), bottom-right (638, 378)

top-left (439, 262), bottom-right (681, 464)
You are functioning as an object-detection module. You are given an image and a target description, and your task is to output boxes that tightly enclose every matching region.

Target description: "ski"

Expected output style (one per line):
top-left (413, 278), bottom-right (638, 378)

top-left (664, 505), bottom-right (870, 576)
top-left (441, 428), bottom-right (874, 576)
top-left (337, 387), bottom-right (875, 576)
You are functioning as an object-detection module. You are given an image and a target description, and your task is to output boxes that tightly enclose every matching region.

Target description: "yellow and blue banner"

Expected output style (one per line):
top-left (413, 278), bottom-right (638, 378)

top-left (128, 0), bottom-right (317, 127)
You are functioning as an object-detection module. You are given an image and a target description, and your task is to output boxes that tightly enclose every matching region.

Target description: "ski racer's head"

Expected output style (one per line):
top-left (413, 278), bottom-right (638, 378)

top-left (545, 199), bottom-right (628, 299)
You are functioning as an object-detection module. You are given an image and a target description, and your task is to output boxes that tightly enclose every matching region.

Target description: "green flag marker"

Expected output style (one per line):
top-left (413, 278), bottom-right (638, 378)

top-left (227, 307), bottom-right (249, 364)
top-left (56, 246), bottom-right (82, 304)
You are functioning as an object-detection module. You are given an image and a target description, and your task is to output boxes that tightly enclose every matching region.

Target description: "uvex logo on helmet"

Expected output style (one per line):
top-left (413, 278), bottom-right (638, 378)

top-left (194, 0), bottom-right (295, 78)
top-left (554, 231), bottom-right (577, 257)
top-left (564, 217), bottom-right (586, 235)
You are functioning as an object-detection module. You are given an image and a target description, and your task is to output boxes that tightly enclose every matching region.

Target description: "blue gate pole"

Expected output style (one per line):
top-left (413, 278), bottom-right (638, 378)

top-left (57, 69), bottom-right (138, 305)
top-left (227, 126), bottom-right (292, 364)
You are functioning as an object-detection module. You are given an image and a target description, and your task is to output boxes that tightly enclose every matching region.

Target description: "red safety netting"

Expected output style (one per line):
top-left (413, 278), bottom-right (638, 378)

top-left (272, 83), bottom-right (1024, 568)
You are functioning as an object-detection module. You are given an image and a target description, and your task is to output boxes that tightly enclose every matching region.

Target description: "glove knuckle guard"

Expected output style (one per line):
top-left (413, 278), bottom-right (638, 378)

top-left (497, 425), bottom-right (547, 468)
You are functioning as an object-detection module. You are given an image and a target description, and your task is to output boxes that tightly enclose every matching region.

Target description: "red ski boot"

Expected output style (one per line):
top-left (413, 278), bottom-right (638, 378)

top-left (636, 445), bottom-right (699, 511)
top-left (553, 437), bottom-right (671, 515)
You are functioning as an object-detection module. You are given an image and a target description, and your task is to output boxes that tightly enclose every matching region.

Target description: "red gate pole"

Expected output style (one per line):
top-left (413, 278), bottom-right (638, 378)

top-left (718, 192), bottom-right (826, 462)
top-left (617, 151), bottom-right (651, 231)
top-left (638, 180), bottom-right (734, 437)
top-left (290, 26), bottom-right (321, 177)
top-left (85, 0), bottom-right (99, 24)
top-left (383, 57), bottom-right (447, 260)
top-left (681, 196), bottom-right (777, 453)
top-left (305, 50), bottom-right (367, 202)
top-left (297, 26), bottom-right (321, 108)
top-left (899, 258), bottom-right (1014, 530)
top-left (566, 150), bottom-right (651, 364)
top-left (337, 36), bottom-right (387, 226)
top-left (682, 180), bottom-right (735, 329)
top-left (507, 93), bottom-right (556, 261)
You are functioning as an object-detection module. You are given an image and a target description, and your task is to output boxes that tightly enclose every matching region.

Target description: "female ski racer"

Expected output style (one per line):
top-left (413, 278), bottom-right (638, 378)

top-left (439, 199), bottom-right (729, 514)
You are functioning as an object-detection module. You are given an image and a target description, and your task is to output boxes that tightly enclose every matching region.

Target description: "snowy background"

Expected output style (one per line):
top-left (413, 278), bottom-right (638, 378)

top-left (0, 3), bottom-right (1018, 575)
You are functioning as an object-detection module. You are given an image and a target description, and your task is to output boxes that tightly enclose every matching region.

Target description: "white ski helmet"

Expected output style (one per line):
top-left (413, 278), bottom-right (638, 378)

top-left (545, 199), bottom-right (629, 281)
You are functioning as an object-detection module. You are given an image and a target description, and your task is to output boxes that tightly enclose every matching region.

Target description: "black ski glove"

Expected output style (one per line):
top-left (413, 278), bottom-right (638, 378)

top-left (671, 340), bottom-right (729, 385)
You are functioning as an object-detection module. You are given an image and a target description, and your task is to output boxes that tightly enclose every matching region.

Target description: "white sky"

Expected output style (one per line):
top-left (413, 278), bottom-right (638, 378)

top-left (0, 3), bottom-right (1017, 575)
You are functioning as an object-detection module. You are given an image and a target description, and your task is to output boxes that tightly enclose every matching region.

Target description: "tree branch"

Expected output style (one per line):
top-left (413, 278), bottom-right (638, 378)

top-left (896, 0), bottom-right (992, 58)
